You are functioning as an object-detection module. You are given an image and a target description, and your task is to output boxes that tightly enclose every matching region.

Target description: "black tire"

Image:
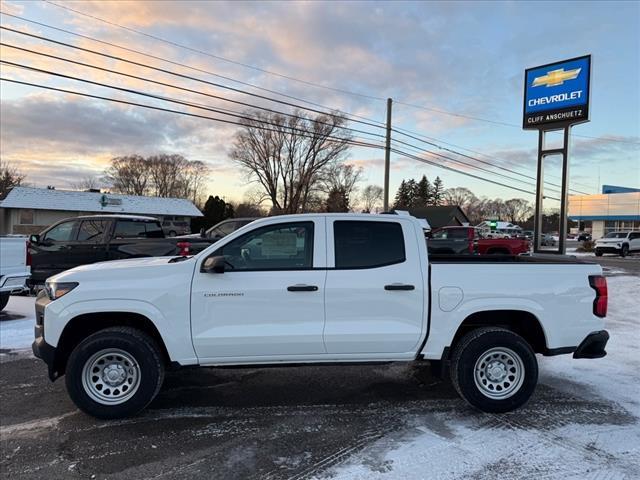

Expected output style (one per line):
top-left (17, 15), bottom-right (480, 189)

top-left (450, 327), bottom-right (538, 413)
top-left (168, 230), bottom-right (177, 237)
top-left (0, 292), bottom-right (10, 312)
top-left (65, 327), bottom-right (165, 419)
top-left (620, 245), bottom-right (629, 257)
top-left (595, 250), bottom-right (603, 257)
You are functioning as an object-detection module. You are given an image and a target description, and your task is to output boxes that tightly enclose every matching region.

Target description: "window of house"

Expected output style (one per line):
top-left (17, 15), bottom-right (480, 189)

top-left (19, 209), bottom-right (34, 225)
top-left (334, 221), bottom-right (405, 269)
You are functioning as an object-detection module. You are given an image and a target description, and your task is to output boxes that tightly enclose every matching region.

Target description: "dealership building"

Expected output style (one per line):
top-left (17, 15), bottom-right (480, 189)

top-left (568, 185), bottom-right (640, 239)
top-left (0, 186), bottom-right (202, 235)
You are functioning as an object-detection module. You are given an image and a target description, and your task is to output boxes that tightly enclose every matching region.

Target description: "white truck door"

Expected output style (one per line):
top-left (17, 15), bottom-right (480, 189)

top-left (324, 219), bottom-right (426, 354)
top-left (191, 219), bottom-right (327, 360)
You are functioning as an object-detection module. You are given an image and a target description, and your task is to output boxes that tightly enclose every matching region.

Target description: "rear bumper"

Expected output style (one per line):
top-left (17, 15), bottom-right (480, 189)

top-left (573, 330), bottom-right (609, 359)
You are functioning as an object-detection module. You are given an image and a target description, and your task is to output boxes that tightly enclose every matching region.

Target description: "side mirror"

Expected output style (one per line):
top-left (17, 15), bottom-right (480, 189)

top-left (29, 234), bottom-right (40, 244)
top-left (201, 255), bottom-right (226, 274)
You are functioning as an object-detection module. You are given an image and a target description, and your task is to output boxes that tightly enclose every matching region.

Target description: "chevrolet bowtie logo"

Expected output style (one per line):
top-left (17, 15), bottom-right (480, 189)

top-left (532, 68), bottom-right (581, 87)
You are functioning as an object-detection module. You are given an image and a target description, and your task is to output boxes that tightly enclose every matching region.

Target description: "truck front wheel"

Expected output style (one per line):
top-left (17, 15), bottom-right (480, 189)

top-left (450, 327), bottom-right (538, 413)
top-left (65, 327), bottom-right (165, 419)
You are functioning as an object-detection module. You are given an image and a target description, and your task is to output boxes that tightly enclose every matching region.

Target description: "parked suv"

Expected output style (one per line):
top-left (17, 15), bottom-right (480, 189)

top-left (595, 231), bottom-right (640, 257)
top-left (162, 220), bottom-right (190, 237)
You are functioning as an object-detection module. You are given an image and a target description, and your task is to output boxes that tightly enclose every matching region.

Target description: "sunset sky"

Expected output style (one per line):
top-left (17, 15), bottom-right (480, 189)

top-left (1, 0), bottom-right (638, 205)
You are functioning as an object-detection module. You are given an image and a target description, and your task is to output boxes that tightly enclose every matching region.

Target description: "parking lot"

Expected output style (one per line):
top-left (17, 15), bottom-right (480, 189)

top-left (1, 256), bottom-right (639, 480)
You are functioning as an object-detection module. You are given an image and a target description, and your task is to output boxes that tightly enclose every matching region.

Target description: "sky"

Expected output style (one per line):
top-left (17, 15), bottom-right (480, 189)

top-left (1, 0), bottom-right (639, 207)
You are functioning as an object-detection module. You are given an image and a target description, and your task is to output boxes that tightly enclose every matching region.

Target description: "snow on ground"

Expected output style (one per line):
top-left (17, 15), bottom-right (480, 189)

top-left (326, 274), bottom-right (640, 480)
top-left (0, 295), bottom-right (36, 351)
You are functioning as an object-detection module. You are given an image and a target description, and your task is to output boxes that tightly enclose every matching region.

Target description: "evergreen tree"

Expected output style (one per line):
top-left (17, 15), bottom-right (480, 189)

top-left (431, 176), bottom-right (444, 206)
top-left (325, 187), bottom-right (350, 212)
top-left (416, 175), bottom-right (431, 207)
top-left (406, 179), bottom-right (419, 207)
top-left (393, 180), bottom-right (411, 209)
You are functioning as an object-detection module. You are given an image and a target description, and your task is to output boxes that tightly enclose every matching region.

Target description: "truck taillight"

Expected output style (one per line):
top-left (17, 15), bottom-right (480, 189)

top-left (176, 242), bottom-right (190, 256)
top-left (26, 241), bottom-right (32, 266)
top-left (589, 275), bottom-right (607, 317)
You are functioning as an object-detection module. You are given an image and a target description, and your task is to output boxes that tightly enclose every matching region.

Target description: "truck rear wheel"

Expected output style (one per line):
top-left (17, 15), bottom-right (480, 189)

top-left (450, 327), bottom-right (537, 413)
top-left (65, 327), bottom-right (165, 419)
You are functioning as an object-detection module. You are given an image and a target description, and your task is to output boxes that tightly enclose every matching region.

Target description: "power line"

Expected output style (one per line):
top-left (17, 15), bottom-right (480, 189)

top-left (0, 12), bottom-right (387, 129)
top-left (391, 128), bottom-right (591, 195)
top-left (0, 76), bottom-right (381, 150)
top-left (392, 125), bottom-right (599, 191)
top-left (43, 0), bottom-right (388, 103)
top-left (0, 24), bottom-right (387, 132)
top-left (0, 42), bottom-right (387, 141)
top-left (1, 76), bottom-right (550, 197)
top-left (37, 3), bottom-right (640, 146)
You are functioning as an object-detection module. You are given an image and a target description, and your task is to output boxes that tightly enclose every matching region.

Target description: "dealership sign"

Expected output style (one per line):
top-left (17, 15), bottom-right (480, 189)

top-left (523, 55), bottom-right (591, 129)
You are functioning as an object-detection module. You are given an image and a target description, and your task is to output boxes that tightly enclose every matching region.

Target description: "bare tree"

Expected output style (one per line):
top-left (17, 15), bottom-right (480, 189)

top-left (319, 163), bottom-right (363, 198)
top-left (504, 198), bottom-right (532, 224)
top-left (0, 160), bottom-right (26, 198)
top-left (229, 109), bottom-right (353, 214)
top-left (105, 154), bottom-right (209, 201)
top-left (443, 187), bottom-right (476, 208)
top-left (70, 176), bottom-right (102, 191)
top-left (359, 184), bottom-right (383, 213)
top-left (105, 155), bottom-right (150, 196)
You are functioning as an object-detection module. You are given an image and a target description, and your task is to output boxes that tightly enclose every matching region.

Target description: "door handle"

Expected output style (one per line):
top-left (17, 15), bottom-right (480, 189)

top-left (287, 285), bottom-right (319, 292)
top-left (384, 284), bottom-right (415, 291)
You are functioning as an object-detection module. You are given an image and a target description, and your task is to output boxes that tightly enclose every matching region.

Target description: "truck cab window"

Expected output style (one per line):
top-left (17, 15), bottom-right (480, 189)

top-left (212, 222), bottom-right (314, 271)
top-left (43, 221), bottom-right (77, 242)
top-left (114, 220), bottom-right (163, 239)
top-left (334, 221), bottom-right (405, 268)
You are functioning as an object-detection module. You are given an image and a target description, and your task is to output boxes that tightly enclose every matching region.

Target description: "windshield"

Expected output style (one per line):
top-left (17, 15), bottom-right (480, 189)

top-left (604, 232), bottom-right (628, 239)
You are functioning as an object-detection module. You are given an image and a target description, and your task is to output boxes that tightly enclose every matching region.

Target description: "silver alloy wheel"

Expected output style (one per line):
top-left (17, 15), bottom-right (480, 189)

top-left (473, 347), bottom-right (525, 399)
top-left (81, 348), bottom-right (141, 405)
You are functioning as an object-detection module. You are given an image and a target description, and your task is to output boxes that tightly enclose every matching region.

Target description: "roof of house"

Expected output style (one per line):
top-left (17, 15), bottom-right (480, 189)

top-left (0, 187), bottom-right (203, 217)
top-left (403, 205), bottom-right (470, 229)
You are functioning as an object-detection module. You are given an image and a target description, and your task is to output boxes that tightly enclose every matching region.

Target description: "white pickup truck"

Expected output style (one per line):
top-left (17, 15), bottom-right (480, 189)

top-left (33, 214), bottom-right (609, 419)
top-left (0, 236), bottom-right (31, 311)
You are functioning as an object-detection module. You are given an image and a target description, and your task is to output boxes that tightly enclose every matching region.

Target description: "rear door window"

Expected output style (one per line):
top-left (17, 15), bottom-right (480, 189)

top-left (114, 220), bottom-right (164, 239)
top-left (334, 221), bottom-right (405, 269)
top-left (77, 220), bottom-right (108, 243)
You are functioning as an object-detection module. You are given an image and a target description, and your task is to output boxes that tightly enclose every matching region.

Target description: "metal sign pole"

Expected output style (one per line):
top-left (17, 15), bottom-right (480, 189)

top-left (558, 126), bottom-right (571, 255)
top-left (533, 130), bottom-right (545, 253)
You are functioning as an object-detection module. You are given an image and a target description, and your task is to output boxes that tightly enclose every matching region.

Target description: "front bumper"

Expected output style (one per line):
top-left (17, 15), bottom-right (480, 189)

top-left (32, 291), bottom-right (59, 381)
top-left (573, 330), bottom-right (609, 359)
top-left (595, 246), bottom-right (621, 253)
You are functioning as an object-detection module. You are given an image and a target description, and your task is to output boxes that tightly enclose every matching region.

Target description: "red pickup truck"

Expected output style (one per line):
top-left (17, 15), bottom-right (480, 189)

top-left (428, 226), bottom-right (530, 255)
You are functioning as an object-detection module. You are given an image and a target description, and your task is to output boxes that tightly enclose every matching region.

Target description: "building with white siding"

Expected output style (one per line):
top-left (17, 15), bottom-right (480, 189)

top-left (0, 187), bottom-right (202, 235)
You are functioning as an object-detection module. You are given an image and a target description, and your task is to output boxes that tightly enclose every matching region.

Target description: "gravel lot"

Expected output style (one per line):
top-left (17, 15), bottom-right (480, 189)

top-left (1, 258), bottom-right (639, 480)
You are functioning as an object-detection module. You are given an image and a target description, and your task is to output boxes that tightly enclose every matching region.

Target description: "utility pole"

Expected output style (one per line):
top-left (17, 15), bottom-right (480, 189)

top-left (383, 97), bottom-right (392, 212)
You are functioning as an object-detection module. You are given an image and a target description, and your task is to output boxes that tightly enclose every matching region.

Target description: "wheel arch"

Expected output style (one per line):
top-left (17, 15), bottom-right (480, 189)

top-left (53, 311), bottom-right (172, 378)
top-left (448, 309), bottom-right (548, 358)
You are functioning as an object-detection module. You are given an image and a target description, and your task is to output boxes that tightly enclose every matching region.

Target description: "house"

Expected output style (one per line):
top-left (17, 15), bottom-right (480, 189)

top-left (0, 187), bottom-right (203, 235)
top-left (402, 205), bottom-right (470, 230)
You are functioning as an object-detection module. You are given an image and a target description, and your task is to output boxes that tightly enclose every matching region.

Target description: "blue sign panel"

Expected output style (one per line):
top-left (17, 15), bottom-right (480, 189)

top-left (523, 55), bottom-right (590, 129)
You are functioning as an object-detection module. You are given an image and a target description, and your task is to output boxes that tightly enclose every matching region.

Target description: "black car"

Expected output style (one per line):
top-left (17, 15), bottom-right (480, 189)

top-left (28, 215), bottom-right (188, 286)
top-left (577, 232), bottom-right (592, 242)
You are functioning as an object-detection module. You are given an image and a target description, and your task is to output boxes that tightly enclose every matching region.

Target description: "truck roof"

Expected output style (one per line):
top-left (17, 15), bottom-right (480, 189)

top-left (73, 214), bottom-right (160, 221)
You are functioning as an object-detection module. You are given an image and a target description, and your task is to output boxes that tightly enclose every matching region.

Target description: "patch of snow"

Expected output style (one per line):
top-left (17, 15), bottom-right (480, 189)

top-left (0, 295), bottom-right (35, 351)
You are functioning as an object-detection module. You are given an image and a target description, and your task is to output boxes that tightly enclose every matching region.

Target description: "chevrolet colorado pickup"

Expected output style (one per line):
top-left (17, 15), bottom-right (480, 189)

top-left (32, 213), bottom-right (609, 419)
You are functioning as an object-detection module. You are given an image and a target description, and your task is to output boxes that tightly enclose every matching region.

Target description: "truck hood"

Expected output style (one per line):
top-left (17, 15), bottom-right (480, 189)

top-left (48, 256), bottom-right (193, 283)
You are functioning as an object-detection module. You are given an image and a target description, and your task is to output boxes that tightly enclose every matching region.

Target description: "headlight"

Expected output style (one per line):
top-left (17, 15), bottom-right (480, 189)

top-left (45, 282), bottom-right (78, 300)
